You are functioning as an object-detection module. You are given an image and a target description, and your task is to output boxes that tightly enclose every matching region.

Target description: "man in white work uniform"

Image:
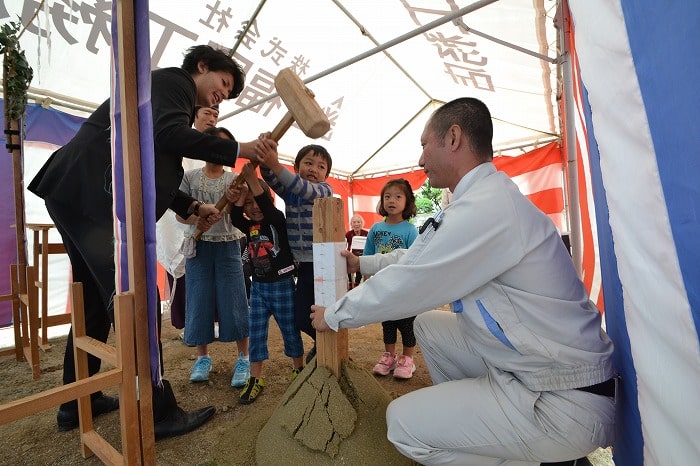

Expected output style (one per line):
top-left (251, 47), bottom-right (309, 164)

top-left (310, 97), bottom-right (616, 466)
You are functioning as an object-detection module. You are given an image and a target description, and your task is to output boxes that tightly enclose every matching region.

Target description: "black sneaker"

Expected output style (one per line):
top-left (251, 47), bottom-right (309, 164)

top-left (57, 393), bottom-right (119, 431)
top-left (541, 458), bottom-right (592, 466)
top-left (291, 367), bottom-right (303, 380)
top-left (239, 377), bottom-right (265, 404)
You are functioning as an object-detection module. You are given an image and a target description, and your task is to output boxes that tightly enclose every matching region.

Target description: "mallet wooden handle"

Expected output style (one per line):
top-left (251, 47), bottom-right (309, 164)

top-left (192, 68), bottom-right (329, 240)
top-left (269, 111), bottom-right (294, 141)
top-left (191, 114), bottom-right (292, 240)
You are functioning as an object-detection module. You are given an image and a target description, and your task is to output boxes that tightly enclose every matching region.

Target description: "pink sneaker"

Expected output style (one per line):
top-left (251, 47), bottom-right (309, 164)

top-left (393, 355), bottom-right (416, 379)
top-left (372, 352), bottom-right (396, 376)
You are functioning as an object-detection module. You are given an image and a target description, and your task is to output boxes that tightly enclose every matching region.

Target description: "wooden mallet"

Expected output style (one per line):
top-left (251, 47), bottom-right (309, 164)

top-left (192, 68), bottom-right (330, 239)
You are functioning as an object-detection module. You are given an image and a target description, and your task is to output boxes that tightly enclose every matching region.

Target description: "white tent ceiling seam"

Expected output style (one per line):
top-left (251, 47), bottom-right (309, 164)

top-left (224, 0), bottom-right (501, 116)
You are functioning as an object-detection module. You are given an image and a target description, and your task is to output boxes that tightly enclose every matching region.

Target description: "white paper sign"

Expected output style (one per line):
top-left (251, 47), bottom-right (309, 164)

top-left (350, 235), bottom-right (366, 251)
top-left (312, 242), bottom-right (348, 306)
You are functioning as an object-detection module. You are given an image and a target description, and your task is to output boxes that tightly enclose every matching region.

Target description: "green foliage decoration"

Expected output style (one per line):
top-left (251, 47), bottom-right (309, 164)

top-left (1, 20), bottom-right (34, 121)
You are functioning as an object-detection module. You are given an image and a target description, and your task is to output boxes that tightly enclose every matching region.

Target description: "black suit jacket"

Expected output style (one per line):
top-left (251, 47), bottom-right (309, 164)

top-left (29, 67), bottom-right (240, 222)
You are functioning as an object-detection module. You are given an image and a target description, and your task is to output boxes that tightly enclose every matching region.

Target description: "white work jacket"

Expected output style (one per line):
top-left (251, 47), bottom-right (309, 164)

top-left (324, 162), bottom-right (615, 391)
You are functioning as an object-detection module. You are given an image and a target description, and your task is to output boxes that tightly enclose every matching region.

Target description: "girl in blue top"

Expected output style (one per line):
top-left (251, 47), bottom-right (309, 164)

top-left (364, 178), bottom-right (419, 379)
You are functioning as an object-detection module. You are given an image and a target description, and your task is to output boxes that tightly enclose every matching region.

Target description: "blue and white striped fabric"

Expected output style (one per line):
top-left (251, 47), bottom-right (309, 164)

top-left (569, 1), bottom-right (700, 464)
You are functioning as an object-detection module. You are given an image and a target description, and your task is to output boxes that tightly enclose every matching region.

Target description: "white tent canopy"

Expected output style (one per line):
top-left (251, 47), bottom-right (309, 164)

top-left (1, 1), bottom-right (566, 317)
top-left (5, 2), bottom-right (700, 465)
top-left (4, 0), bottom-right (560, 178)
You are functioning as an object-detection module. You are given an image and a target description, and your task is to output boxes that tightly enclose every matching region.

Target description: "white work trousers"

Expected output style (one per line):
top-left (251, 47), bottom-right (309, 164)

top-left (386, 310), bottom-right (615, 465)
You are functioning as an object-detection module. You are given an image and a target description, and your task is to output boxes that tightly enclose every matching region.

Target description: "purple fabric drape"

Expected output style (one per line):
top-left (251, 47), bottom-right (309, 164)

top-left (110, 0), bottom-right (161, 385)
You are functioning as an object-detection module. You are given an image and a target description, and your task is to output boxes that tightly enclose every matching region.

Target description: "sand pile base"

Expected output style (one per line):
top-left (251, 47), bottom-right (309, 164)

top-left (255, 359), bottom-right (415, 465)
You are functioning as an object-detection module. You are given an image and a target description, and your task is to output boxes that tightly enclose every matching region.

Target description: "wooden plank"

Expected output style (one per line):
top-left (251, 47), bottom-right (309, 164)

top-left (40, 228), bottom-right (49, 344)
top-left (42, 313), bottom-right (72, 327)
top-left (45, 243), bottom-right (67, 254)
top-left (71, 282), bottom-right (95, 458)
top-left (36, 242), bottom-right (67, 255)
top-left (26, 223), bottom-right (55, 230)
top-left (9, 264), bottom-right (22, 361)
top-left (115, 292), bottom-right (141, 465)
top-left (312, 197), bottom-right (349, 378)
top-left (115, 0), bottom-right (155, 462)
top-left (0, 370), bottom-right (122, 425)
top-left (82, 430), bottom-right (124, 465)
top-left (9, 117), bottom-right (29, 296)
top-left (25, 266), bottom-right (41, 378)
top-left (74, 336), bottom-right (118, 367)
top-left (25, 224), bottom-right (69, 346)
top-left (7, 107), bottom-right (33, 368)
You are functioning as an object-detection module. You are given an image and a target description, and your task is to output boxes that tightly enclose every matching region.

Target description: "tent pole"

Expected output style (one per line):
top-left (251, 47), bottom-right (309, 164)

top-left (452, 20), bottom-right (556, 64)
top-left (495, 136), bottom-right (559, 153)
top-left (228, 0), bottom-right (267, 57)
top-left (220, 0), bottom-right (499, 120)
top-left (3, 47), bottom-right (30, 312)
top-left (352, 100), bottom-right (434, 177)
top-left (331, 0), bottom-right (432, 100)
top-left (557, 0), bottom-right (583, 276)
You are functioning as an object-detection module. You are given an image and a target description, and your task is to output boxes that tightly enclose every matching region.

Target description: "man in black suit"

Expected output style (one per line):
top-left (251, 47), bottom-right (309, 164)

top-left (28, 45), bottom-right (260, 439)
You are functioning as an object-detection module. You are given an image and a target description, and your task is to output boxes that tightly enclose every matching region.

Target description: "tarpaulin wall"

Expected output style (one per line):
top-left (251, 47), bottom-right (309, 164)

top-left (569, 0), bottom-right (700, 464)
top-left (1, 101), bottom-right (565, 327)
top-left (0, 101), bottom-right (82, 326)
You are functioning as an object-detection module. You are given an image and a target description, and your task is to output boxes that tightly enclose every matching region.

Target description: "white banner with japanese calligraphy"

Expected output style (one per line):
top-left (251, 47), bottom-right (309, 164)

top-left (2, 0), bottom-right (559, 178)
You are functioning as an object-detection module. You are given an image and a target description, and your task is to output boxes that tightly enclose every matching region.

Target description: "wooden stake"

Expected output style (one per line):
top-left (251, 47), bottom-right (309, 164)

top-left (312, 197), bottom-right (348, 378)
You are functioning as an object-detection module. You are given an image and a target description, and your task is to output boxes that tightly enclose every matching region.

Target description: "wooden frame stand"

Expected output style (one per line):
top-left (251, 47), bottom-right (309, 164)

top-left (0, 264), bottom-right (42, 378)
top-left (0, 224), bottom-right (71, 378)
top-left (0, 282), bottom-right (155, 465)
top-left (27, 223), bottom-right (70, 348)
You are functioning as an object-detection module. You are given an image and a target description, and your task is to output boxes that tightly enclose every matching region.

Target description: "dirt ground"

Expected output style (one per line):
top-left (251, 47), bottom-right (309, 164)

top-left (0, 305), bottom-right (614, 465)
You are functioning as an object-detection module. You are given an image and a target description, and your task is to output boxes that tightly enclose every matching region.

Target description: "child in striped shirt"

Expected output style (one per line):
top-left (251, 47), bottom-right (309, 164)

top-left (257, 141), bottom-right (333, 363)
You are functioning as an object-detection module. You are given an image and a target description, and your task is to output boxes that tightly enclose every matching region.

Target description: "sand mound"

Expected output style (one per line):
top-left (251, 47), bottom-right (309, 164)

top-left (255, 359), bottom-right (415, 465)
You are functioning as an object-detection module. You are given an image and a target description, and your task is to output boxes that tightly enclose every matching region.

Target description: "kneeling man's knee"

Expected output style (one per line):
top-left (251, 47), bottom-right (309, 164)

top-left (385, 396), bottom-right (423, 460)
top-left (413, 313), bottom-right (428, 344)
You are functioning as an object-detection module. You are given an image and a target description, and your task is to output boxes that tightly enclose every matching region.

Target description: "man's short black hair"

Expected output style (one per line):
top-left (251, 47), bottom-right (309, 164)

top-left (430, 97), bottom-right (493, 162)
top-left (195, 105), bottom-right (219, 113)
top-left (203, 126), bottom-right (234, 140)
top-left (181, 45), bottom-right (245, 99)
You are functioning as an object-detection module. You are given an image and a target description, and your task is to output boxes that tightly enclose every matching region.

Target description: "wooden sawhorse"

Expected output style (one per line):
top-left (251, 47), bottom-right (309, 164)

top-left (0, 283), bottom-right (155, 464)
top-left (26, 223), bottom-right (71, 349)
top-left (0, 264), bottom-right (42, 378)
top-left (0, 224), bottom-right (70, 378)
